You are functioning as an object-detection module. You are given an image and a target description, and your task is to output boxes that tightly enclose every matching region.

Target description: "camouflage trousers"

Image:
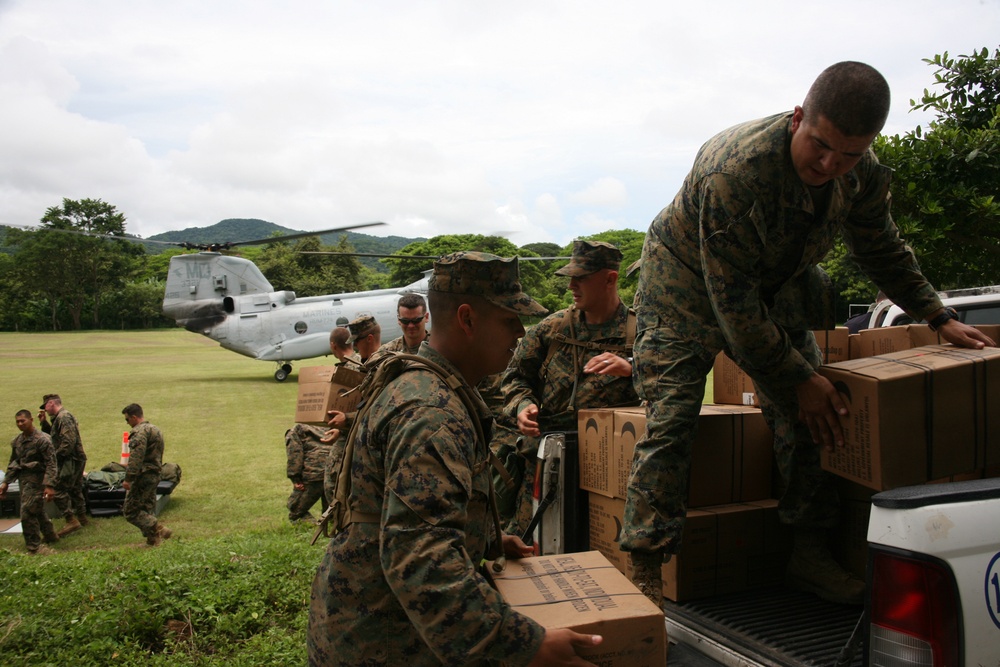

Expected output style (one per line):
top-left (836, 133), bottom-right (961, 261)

top-left (322, 435), bottom-right (348, 507)
top-left (54, 457), bottom-right (87, 520)
top-left (123, 471), bottom-right (160, 539)
top-left (288, 481), bottom-right (327, 521)
top-left (18, 476), bottom-right (58, 552)
top-left (622, 326), bottom-right (840, 555)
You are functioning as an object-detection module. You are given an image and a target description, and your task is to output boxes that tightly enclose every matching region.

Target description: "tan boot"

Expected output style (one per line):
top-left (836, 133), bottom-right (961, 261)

top-left (630, 551), bottom-right (665, 609)
top-left (786, 529), bottom-right (865, 605)
top-left (77, 513), bottom-right (90, 527)
top-left (56, 516), bottom-right (82, 538)
top-left (29, 545), bottom-right (56, 556)
top-left (146, 524), bottom-right (173, 547)
top-left (43, 531), bottom-right (60, 544)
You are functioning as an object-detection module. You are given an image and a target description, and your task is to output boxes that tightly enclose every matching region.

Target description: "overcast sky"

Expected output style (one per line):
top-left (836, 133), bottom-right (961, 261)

top-left (1, 1), bottom-right (997, 247)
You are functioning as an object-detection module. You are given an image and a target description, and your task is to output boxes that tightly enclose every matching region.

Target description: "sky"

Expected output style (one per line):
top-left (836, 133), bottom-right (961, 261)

top-left (0, 1), bottom-right (997, 248)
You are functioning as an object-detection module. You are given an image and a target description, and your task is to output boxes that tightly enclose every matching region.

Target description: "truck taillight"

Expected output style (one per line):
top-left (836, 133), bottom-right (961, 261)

top-left (869, 550), bottom-right (961, 666)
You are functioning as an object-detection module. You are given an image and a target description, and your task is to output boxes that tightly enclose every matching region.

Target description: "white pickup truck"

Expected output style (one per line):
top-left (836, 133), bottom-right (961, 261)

top-left (530, 433), bottom-right (1000, 667)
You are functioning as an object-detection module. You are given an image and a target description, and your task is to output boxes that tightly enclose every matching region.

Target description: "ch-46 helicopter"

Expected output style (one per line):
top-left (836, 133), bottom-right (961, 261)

top-left (157, 222), bottom-right (442, 381)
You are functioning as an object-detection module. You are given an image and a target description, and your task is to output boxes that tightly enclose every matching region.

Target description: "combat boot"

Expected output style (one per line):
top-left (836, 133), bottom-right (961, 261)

top-left (630, 551), bottom-right (665, 609)
top-left (56, 516), bottom-right (82, 538)
top-left (29, 545), bottom-right (56, 556)
top-left (43, 530), bottom-right (60, 544)
top-left (76, 513), bottom-right (90, 527)
top-left (785, 529), bottom-right (865, 605)
top-left (146, 523), bottom-right (173, 547)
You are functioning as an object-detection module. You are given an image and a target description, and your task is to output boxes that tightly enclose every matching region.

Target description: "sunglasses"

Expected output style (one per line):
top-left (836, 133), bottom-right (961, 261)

top-left (398, 317), bottom-right (425, 326)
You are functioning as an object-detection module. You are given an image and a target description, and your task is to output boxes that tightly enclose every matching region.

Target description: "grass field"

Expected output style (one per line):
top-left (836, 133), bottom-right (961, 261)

top-left (0, 329), bottom-right (334, 545)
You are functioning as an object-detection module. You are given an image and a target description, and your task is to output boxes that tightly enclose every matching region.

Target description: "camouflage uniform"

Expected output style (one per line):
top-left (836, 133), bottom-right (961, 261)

top-left (123, 421), bottom-right (166, 540)
top-left (623, 112), bottom-right (945, 555)
top-left (309, 252), bottom-right (547, 667)
top-left (285, 423), bottom-right (331, 521)
top-left (42, 407), bottom-right (88, 521)
top-left (377, 331), bottom-right (429, 356)
top-left (5, 429), bottom-right (59, 552)
top-left (500, 241), bottom-right (640, 535)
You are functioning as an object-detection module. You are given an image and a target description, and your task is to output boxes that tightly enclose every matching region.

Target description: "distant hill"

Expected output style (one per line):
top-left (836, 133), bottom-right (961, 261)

top-left (148, 218), bottom-right (424, 272)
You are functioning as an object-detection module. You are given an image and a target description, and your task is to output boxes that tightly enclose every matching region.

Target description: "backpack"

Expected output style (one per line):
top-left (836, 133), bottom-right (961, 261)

top-left (312, 352), bottom-right (513, 570)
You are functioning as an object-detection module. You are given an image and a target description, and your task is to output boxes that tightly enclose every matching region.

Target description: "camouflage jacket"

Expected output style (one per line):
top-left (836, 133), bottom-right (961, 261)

top-left (638, 112), bottom-right (943, 387)
top-left (125, 421), bottom-right (164, 481)
top-left (376, 331), bottom-right (429, 356)
top-left (42, 408), bottom-right (86, 463)
top-left (310, 345), bottom-right (544, 666)
top-left (5, 429), bottom-right (57, 487)
top-left (285, 423), bottom-right (331, 484)
top-left (502, 301), bottom-right (639, 433)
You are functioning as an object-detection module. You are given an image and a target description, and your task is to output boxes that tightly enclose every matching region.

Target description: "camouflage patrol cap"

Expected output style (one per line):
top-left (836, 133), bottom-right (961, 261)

top-left (39, 394), bottom-right (60, 409)
top-left (346, 315), bottom-right (378, 343)
top-left (429, 251), bottom-right (548, 317)
top-left (554, 239), bottom-right (623, 277)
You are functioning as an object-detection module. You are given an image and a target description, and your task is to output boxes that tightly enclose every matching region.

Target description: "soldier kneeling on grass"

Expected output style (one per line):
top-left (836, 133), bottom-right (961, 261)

top-left (121, 404), bottom-right (172, 547)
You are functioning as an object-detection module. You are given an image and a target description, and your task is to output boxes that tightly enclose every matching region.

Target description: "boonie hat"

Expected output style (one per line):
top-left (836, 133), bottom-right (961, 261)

top-left (347, 315), bottom-right (379, 343)
top-left (554, 240), bottom-right (623, 277)
top-left (429, 252), bottom-right (547, 317)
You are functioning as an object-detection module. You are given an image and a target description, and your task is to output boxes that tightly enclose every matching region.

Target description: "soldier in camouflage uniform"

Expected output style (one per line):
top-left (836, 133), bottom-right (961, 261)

top-left (499, 240), bottom-right (639, 536)
top-left (122, 404), bottom-right (172, 547)
top-left (0, 410), bottom-right (59, 555)
top-left (376, 293), bottom-right (431, 355)
top-left (308, 251), bottom-right (602, 666)
top-left (38, 394), bottom-right (89, 537)
top-left (346, 314), bottom-right (382, 365)
top-left (285, 423), bottom-right (331, 522)
top-left (329, 326), bottom-right (361, 366)
top-left (623, 62), bottom-right (995, 607)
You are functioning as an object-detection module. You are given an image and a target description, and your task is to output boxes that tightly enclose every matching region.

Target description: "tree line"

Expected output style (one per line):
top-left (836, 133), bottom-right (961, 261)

top-left (1, 48), bottom-right (996, 332)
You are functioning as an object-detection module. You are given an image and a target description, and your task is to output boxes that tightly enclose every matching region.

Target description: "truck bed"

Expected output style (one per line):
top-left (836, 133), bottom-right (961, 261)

top-left (664, 586), bottom-right (863, 667)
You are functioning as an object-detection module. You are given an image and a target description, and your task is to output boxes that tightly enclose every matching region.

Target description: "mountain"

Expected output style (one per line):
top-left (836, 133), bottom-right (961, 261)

top-left (148, 218), bottom-right (424, 272)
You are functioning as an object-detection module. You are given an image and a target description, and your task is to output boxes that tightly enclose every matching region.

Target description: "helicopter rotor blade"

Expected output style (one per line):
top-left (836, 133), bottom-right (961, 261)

top-left (297, 251), bottom-right (565, 261)
top-left (222, 221), bottom-right (387, 249)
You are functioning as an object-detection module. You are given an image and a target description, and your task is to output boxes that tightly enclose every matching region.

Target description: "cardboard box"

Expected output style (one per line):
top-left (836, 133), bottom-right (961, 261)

top-left (851, 324), bottom-right (938, 358)
top-left (586, 405), bottom-right (773, 505)
top-left (578, 409), bottom-right (615, 497)
top-left (714, 328), bottom-right (849, 406)
top-left (587, 493), bottom-right (788, 602)
top-left (490, 551), bottom-right (666, 667)
top-left (818, 345), bottom-right (1000, 490)
top-left (294, 365), bottom-right (364, 424)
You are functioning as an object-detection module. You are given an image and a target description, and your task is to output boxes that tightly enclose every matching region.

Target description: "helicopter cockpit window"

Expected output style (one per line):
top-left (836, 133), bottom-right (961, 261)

top-left (294, 321), bottom-right (308, 334)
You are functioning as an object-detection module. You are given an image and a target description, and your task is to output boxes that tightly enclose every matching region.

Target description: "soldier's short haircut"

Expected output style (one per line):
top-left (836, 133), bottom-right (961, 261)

top-left (802, 61), bottom-right (890, 137)
top-left (122, 403), bottom-right (144, 419)
top-left (329, 326), bottom-right (352, 348)
top-left (397, 293), bottom-right (427, 313)
top-left (15, 409), bottom-right (31, 419)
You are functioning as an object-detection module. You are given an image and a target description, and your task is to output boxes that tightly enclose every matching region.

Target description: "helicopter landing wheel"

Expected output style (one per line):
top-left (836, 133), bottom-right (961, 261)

top-left (275, 364), bottom-right (292, 382)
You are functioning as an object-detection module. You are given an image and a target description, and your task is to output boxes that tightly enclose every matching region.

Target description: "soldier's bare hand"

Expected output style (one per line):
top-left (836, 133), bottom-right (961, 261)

top-left (530, 629), bottom-right (603, 666)
top-left (937, 319), bottom-right (995, 349)
top-left (796, 373), bottom-right (848, 451)
top-left (501, 534), bottom-right (534, 559)
top-left (326, 410), bottom-right (347, 429)
top-left (583, 353), bottom-right (632, 377)
top-left (0, 483), bottom-right (7, 500)
top-left (517, 405), bottom-right (541, 438)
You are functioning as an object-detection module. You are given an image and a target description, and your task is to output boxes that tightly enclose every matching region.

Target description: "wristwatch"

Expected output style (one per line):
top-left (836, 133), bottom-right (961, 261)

top-left (928, 307), bottom-right (959, 331)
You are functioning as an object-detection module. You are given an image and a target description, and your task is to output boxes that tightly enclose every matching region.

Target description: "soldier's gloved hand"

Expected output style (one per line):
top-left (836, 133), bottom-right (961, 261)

top-left (517, 405), bottom-right (541, 438)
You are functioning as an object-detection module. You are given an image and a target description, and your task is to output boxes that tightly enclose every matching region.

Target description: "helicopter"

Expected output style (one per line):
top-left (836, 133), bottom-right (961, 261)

top-left (163, 245), bottom-right (430, 381)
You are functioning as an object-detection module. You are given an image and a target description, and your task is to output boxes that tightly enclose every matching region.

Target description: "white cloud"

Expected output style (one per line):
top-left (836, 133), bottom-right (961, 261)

top-left (0, 0), bottom-right (997, 245)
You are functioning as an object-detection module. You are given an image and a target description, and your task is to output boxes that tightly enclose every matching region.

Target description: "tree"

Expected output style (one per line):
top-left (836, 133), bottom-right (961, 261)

top-left (824, 48), bottom-right (1000, 311)
top-left (255, 234), bottom-right (365, 297)
top-left (6, 198), bottom-right (143, 329)
top-left (383, 234), bottom-right (523, 285)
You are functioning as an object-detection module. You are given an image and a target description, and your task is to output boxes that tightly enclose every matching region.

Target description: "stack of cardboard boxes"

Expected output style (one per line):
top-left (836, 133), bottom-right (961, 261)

top-left (582, 403), bottom-right (789, 602)
top-left (587, 324), bottom-right (1000, 596)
